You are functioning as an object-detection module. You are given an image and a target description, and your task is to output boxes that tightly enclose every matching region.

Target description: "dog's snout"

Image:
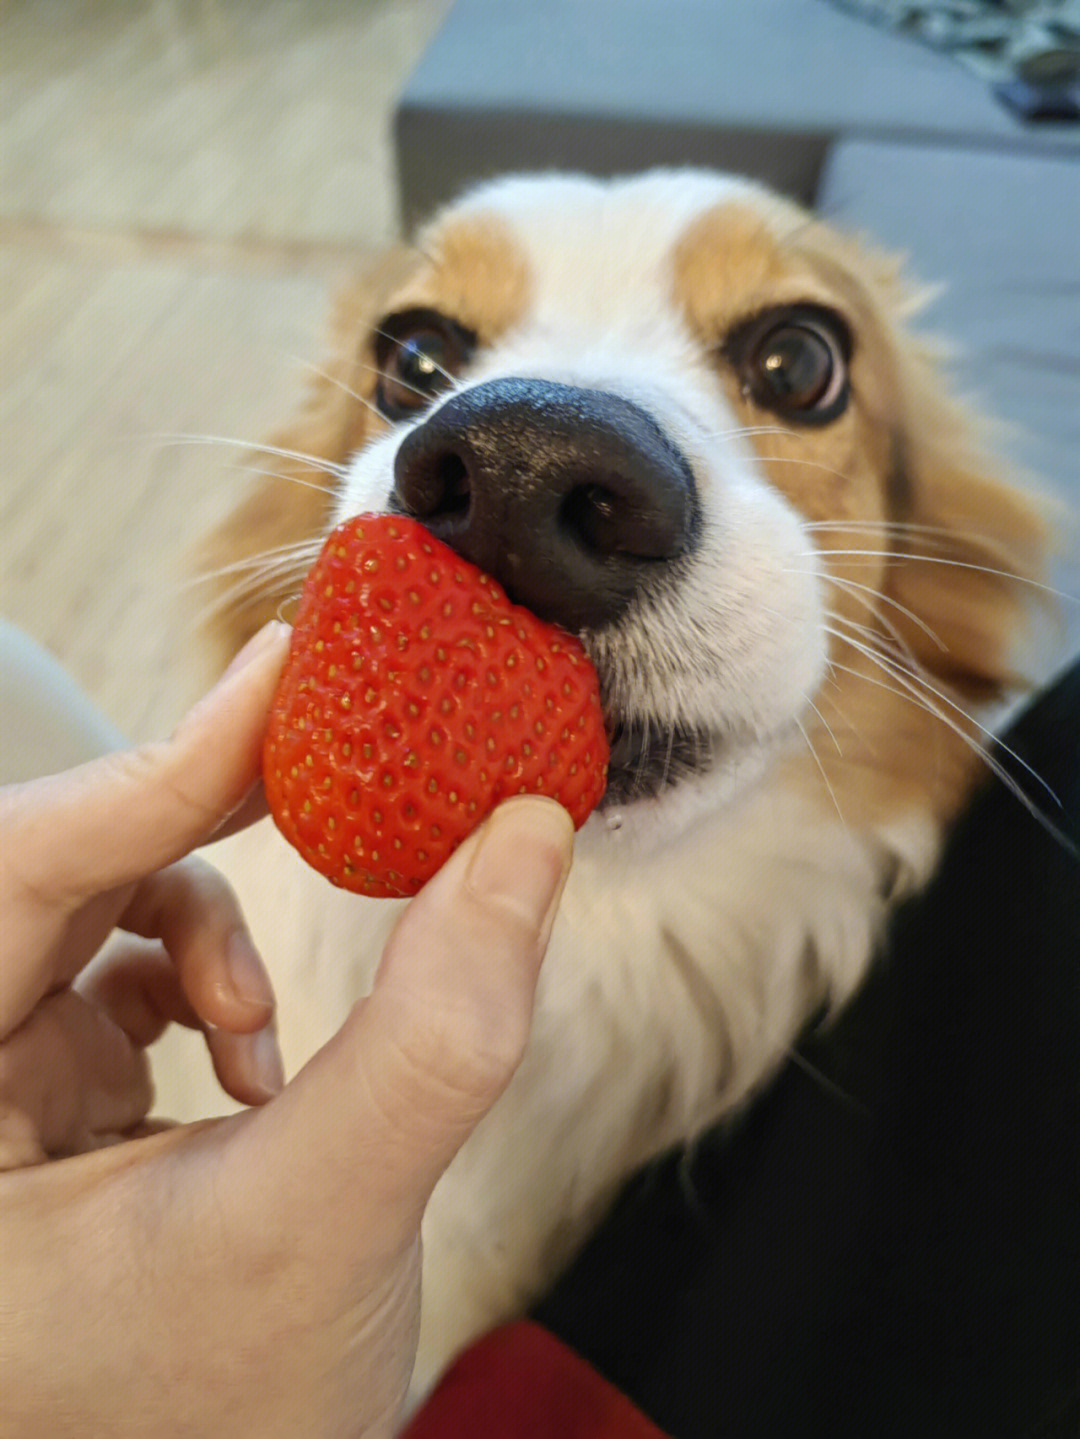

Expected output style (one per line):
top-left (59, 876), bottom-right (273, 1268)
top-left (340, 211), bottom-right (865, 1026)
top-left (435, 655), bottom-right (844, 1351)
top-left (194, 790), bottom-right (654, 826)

top-left (391, 378), bottom-right (697, 631)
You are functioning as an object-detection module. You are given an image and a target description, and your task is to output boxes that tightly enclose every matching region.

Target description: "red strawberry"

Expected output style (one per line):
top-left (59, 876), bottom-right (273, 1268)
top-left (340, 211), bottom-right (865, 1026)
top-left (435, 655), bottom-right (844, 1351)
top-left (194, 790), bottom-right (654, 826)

top-left (262, 514), bottom-right (609, 897)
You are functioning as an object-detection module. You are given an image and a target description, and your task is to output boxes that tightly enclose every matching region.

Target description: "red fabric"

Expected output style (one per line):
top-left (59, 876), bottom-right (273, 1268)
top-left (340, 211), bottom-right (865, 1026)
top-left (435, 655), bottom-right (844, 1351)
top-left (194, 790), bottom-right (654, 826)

top-left (402, 1320), bottom-right (669, 1438)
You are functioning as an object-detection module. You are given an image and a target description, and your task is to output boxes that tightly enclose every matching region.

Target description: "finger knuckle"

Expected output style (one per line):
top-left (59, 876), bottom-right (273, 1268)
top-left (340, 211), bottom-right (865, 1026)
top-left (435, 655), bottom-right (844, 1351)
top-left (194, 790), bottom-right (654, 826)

top-left (409, 995), bottom-right (531, 1109)
top-left (132, 854), bottom-right (242, 934)
top-left (122, 743), bottom-right (228, 833)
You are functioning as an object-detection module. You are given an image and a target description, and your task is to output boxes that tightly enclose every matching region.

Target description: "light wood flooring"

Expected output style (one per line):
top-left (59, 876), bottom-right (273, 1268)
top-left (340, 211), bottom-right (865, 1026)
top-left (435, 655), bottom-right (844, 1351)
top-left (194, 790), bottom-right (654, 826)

top-left (1, 0), bottom-right (451, 742)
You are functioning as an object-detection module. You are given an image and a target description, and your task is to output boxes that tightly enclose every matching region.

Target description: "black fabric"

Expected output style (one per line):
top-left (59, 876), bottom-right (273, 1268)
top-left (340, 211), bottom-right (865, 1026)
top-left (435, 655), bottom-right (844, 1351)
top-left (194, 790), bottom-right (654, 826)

top-left (533, 660), bottom-right (1080, 1438)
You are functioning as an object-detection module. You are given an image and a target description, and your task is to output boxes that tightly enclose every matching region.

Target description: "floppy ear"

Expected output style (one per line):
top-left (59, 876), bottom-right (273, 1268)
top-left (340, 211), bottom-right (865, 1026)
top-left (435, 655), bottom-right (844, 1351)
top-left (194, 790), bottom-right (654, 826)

top-left (881, 340), bottom-right (1052, 704)
top-left (194, 248), bottom-right (416, 670)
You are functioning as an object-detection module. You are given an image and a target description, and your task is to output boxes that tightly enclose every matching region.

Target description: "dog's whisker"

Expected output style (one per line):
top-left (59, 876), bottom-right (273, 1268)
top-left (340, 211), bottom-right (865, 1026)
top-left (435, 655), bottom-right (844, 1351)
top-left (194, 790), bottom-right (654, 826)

top-left (795, 714), bottom-right (847, 827)
top-left (152, 432), bottom-right (347, 480)
top-left (755, 454), bottom-right (857, 487)
top-left (369, 325), bottom-right (458, 385)
top-left (208, 551), bottom-right (315, 590)
top-left (191, 561), bottom-right (312, 630)
top-left (701, 424), bottom-right (804, 442)
top-left (822, 606), bottom-right (922, 684)
top-left (275, 593), bottom-right (302, 625)
top-left (823, 617), bottom-right (974, 721)
top-left (784, 562), bottom-right (950, 660)
top-left (823, 598), bottom-right (1060, 819)
top-left (805, 549), bottom-right (1073, 602)
top-left (824, 623), bottom-right (1063, 812)
top-left (180, 539), bottom-right (323, 592)
top-left (826, 652), bottom-right (985, 771)
top-left (805, 518), bottom-right (1004, 544)
top-left (822, 615), bottom-right (985, 736)
top-left (292, 357), bottom-right (385, 422)
top-left (199, 543), bottom-right (322, 583)
top-left (187, 543), bottom-right (317, 617)
top-left (805, 517), bottom-right (1034, 571)
top-left (825, 572), bottom-right (950, 653)
top-left (355, 358), bottom-right (451, 403)
top-left (225, 464), bottom-right (337, 496)
top-left (829, 652), bottom-right (1075, 854)
top-left (814, 680), bottom-right (880, 758)
top-left (804, 696), bottom-right (843, 757)
top-left (782, 1045), bottom-right (869, 1116)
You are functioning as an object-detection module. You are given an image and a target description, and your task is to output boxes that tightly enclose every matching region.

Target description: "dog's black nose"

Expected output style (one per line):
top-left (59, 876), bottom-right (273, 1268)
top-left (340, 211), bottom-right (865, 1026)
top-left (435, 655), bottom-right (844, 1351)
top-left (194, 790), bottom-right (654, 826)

top-left (391, 377), bottom-right (697, 631)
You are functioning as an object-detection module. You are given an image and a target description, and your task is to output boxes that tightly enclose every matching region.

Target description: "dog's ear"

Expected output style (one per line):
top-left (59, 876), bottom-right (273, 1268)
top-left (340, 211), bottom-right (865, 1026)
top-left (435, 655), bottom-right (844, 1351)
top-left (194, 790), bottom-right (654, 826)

top-left (880, 341), bottom-right (1052, 704)
top-left (193, 247), bottom-right (416, 671)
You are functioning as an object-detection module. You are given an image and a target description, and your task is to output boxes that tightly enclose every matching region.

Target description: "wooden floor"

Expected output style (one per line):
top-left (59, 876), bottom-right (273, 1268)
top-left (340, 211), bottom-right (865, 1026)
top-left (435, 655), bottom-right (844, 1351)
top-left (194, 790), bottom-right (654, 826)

top-left (1, 0), bottom-right (450, 742)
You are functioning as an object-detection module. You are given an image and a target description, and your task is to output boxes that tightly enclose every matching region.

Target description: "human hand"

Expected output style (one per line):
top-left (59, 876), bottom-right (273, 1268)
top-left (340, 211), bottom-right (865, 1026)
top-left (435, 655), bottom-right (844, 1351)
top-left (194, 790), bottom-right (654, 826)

top-left (0, 623), bottom-right (292, 1168)
top-left (0, 623), bottom-right (574, 1436)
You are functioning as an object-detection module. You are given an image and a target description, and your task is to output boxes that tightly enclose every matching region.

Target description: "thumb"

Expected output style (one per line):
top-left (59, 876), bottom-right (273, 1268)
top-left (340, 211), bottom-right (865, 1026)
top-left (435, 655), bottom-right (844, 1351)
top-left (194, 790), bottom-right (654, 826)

top-left (0, 622), bottom-right (291, 1030)
top-left (244, 796), bottom-right (574, 1250)
top-left (0, 621), bottom-right (291, 907)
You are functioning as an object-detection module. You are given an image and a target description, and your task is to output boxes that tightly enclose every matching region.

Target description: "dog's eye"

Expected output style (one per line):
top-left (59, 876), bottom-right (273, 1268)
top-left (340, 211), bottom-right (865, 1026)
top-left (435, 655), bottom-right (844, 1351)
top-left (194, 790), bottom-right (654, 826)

top-left (374, 310), bottom-right (476, 421)
top-left (726, 306), bottom-right (851, 425)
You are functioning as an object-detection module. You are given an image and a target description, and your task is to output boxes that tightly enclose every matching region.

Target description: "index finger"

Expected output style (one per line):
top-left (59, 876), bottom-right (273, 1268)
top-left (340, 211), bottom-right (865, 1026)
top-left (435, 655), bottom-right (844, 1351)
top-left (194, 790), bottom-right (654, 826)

top-left (0, 623), bottom-right (290, 907)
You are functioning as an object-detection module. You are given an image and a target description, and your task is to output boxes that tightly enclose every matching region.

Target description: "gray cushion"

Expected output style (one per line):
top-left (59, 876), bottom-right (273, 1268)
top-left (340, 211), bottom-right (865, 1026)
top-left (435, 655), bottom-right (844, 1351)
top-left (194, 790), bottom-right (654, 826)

top-left (818, 139), bottom-right (1080, 493)
top-left (396, 0), bottom-right (1080, 227)
top-left (0, 620), bottom-right (126, 783)
top-left (817, 139), bottom-right (1080, 656)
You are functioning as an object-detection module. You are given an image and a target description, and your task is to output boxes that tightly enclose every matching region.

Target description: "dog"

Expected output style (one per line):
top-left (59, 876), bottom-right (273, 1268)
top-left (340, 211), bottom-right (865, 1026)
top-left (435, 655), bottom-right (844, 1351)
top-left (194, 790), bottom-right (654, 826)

top-left (177, 169), bottom-right (1050, 1401)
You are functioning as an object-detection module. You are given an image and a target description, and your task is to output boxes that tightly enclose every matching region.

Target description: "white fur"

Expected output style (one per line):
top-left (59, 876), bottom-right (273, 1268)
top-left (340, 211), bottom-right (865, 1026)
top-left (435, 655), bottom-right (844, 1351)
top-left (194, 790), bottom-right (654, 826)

top-left (157, 172), bottom-right (962, 1402)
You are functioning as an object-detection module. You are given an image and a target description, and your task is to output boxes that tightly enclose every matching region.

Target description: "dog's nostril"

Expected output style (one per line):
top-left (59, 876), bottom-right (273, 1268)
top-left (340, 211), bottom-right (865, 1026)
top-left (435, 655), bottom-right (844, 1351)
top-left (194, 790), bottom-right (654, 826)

top-left (434, 451), bottom-right (471, 516)
top-left (560, 478), bottom-right (684, 560)
top-left (395, 441), bottom-right (472, 520)
top-left (560, 483), bottom-right (625, 556)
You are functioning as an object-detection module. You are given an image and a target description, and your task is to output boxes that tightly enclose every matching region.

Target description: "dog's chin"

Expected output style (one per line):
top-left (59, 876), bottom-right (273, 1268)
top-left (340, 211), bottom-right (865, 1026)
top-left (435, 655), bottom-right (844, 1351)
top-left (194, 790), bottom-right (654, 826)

top-left (601, 716), bottom-right (719, 806)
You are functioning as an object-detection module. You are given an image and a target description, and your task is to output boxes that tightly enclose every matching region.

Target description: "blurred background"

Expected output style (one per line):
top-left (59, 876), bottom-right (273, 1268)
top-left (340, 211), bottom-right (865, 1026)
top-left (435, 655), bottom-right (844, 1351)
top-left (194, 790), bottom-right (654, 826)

top-left (1, 0), bottom-right (450, 742)
top-left (3, 0), bottom-right (1079, 750)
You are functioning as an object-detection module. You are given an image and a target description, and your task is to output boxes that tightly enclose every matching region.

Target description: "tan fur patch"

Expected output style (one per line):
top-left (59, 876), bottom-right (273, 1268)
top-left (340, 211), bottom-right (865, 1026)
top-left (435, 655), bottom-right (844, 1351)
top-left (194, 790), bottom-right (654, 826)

top-left (672, 199), bottom-right (1050, 823)
top-left (195, 247), bottom-right (422, 666)
top-left (389, 212), bottom-right (531, 343)
top-left (198, 220), bottom-right (530, 669)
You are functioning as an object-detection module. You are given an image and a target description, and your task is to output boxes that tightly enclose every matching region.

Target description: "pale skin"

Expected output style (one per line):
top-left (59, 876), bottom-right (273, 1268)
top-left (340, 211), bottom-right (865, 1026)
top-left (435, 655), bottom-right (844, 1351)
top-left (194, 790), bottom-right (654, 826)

top-left (0, 622), bottom-right (574, 1437)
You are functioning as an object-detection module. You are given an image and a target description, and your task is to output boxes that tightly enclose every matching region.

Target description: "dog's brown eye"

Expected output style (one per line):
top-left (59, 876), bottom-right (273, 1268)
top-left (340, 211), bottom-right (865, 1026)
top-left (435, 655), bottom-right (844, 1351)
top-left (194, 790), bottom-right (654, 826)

top-left (374, 310), bottom-right (476, 422)
top-left (726, 306), bottom-right (851, 425)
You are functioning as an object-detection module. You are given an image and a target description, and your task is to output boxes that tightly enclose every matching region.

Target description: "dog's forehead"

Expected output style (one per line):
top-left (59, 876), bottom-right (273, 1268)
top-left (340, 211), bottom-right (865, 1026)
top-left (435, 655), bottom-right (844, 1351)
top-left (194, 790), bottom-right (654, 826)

top-left (455, 171), bottom-right (760, 254)
top-left (424, 170), bottom-right (779, 331)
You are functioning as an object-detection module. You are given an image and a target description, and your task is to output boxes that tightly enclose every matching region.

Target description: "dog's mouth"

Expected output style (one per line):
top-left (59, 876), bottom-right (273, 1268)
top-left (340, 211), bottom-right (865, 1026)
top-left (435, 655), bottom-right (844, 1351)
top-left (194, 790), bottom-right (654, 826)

top-left (601, 715), bottom-right (719, 805)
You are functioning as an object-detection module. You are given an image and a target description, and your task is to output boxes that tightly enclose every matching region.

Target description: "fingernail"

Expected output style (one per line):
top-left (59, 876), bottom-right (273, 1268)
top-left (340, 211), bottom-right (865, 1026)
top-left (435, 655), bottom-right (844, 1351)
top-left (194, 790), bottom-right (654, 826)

top-left (220, 621), bottom-right (291, 683)
top-left (226, 930), bottom-right (276, 1011)
top-left (247, 1026), bottom-right (286, 1099)
top-left (465, 797), bottom-right (574, 931)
